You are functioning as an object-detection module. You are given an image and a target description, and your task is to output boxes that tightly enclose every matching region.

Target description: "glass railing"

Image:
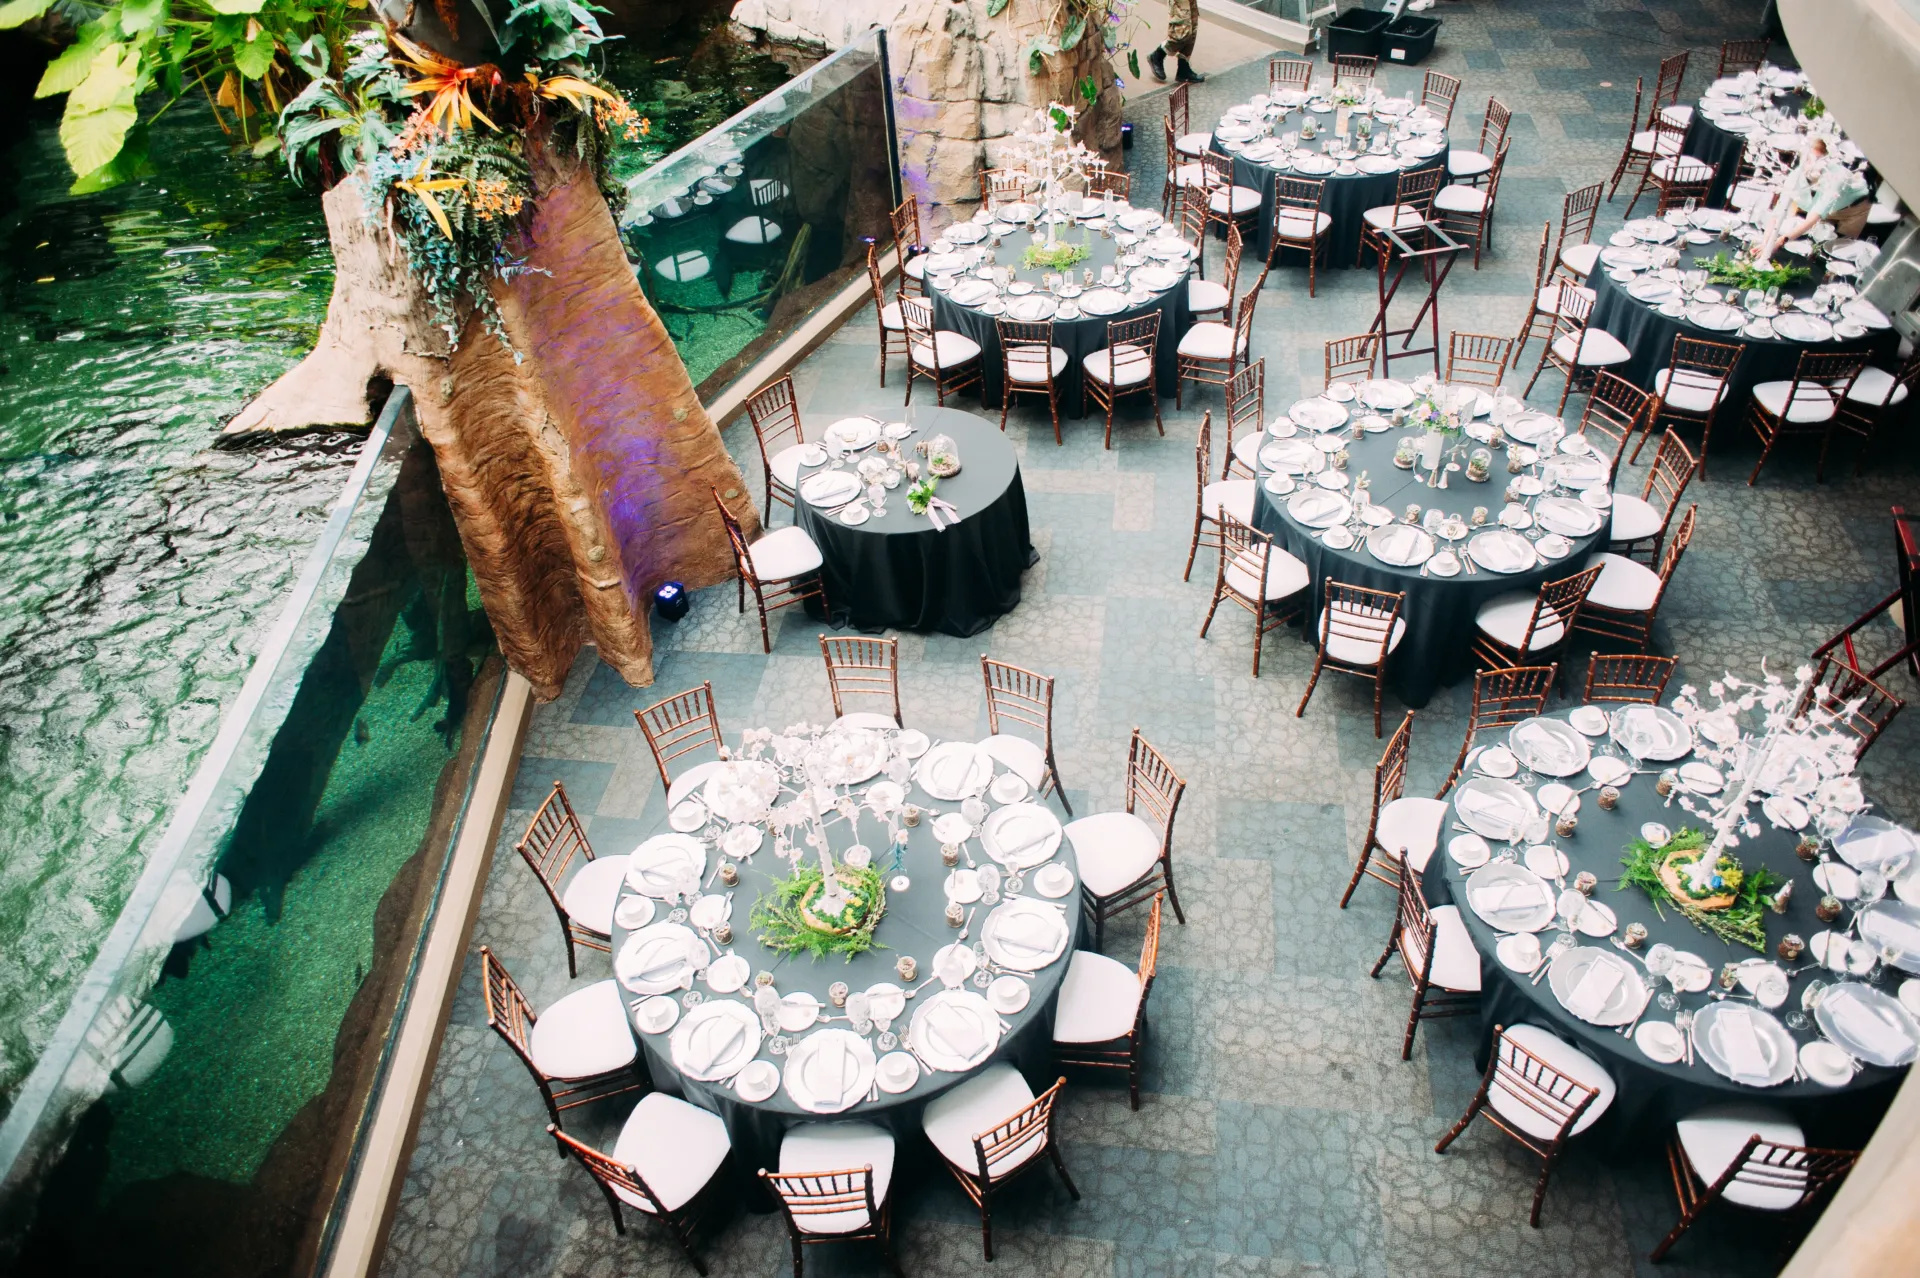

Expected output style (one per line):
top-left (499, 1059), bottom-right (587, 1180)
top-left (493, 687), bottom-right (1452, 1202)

top-left (620, 26), bottom-right (901, 397)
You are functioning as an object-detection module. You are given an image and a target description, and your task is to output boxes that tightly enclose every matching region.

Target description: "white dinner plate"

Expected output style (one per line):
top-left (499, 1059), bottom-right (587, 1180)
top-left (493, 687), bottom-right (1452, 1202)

top-left (1692, 1001), bottom-right (1796, 1085)
top-left (1548, 946), bottom-right (1648, 1026)
top-left (910, 989), bottom-right (1002, 1070)
top-left (627, 833), bottom-right (709, 897)
top-left (669, 999), bottom-right (762, 1081)
top-left (783, 1028), bottom-right (878, 1112)
top-left (916, 741), bottom-right (993, 800)
top-left (1609, 703), bottom-right (1692, 761)
top-left (1507, 717), bottom-right (1592, 777)
top-left (1464, 861), bottom-right (1557, 932)
top-left (980, 803), bottom-right (1064, 869)
top-left (981, 898), bottom-right (1069, 971)
top-left (1454, 776), bottom-right (1540, 842)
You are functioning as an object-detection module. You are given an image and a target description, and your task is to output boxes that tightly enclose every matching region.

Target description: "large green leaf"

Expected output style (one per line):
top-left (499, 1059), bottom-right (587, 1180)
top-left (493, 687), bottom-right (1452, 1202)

top-left (35, 24), bottom-right (113, 97)
top-left (119, 0), bottom-right (166, 35)
top-left (233, 26), bottom-right (276, 77)
top-left (1059, 13), bottom-right (1085, 49)
top-left (0, 0), bottom-right (54, 30)
top-left (985, 0), bottom-right (1008, 15)
top-left (60, 100), bottom-right (139, 178)
top-left (70, 122), bottom-right (151, 194)
top-left (69, 43), bottom-right (140, 113)
top-left (203, 0), bottom-right (267, 12)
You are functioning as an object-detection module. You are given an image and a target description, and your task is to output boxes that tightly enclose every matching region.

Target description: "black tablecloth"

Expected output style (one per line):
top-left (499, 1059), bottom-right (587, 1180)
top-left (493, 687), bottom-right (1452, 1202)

top-left (1680, 86), bottom-right (1811, 208)
top-left (611, 742), bottom-right (1083, 1178)
top-left (1587, 242), bottom-right (1897, 433)
top-left (1224, 142), bottom-right (1449, 269)
top-left (1421, 706), bottom-right (1903, 1148)
top-left (929, 225), bottom-right (1191, 418)
top-left (1250, 393), bottom-right (1605, 708)
top-left (795, 406), bottom-right (1034, 636)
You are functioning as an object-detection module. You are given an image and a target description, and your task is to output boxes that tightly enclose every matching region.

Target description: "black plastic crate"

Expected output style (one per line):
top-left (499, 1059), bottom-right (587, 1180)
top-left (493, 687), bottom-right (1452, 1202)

top-left (1326, 7), bottom-right (1390, 59)
top-left (1382, 15), bottom-right (1441, 65)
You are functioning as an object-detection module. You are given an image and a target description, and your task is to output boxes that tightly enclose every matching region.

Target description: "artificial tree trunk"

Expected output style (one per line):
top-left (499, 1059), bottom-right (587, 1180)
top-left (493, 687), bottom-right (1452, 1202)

top-left (225, 131), bottom-right (758, 699)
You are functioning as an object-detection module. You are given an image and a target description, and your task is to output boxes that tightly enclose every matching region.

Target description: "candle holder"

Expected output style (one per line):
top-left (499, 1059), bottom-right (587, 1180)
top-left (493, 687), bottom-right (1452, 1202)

top-left (895, 955), bottom-right (918, 982)
top-left (828, 981), bottom-right (850, 1007)
top-left (1655, 770), bottom-right (1677, 798)
top-left (1598, 784), bottom-right (1620, 811)
top-left (1777, 933), bottom-right (1805, 962)
top-left (1623, 922), bottom-right (1648, 948)
top-left (941, 843), bottom-right (961, 866)
top-left (1795, 834), bottom-right (1820, 862)
top-left (1555, 813), bottom-right (1578, 838)
top-left (713, 922), bottom-right (733, 945)
top-left (719, 861), bottom-right (739, 886)
top-left (1815, 894), bottom-right (1844, 923)
top-left (1574, 870), bottom-right (1598, 896)
top-left (946, 900), bottom-right (966, 927)
top-left (904, 804), bottom-right (922, 827)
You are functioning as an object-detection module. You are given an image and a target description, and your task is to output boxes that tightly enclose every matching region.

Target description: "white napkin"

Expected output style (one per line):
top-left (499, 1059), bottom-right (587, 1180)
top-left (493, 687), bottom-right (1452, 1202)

top-left (1718, 1007), bottom-right (1770, 1083)
top-left (1474, 879), bottom-right (1542, 915)
top-left (693, 1016), bottom-right (744, 1072)
top-left (1458, 791), bottom-right (1520, 837)
top-left (1565, 959), bottom-right (1625, 1020)
top-left (997, 910), bottom-right (1058, 955)
top-left (1830, 996), bottom-right (1908, 1059)
top-left (927, 1006), bottom-right (984, 1059)
top-left (807, 1033), bottom-right (851, 1100)
top-left (1870, 911), bottom-right (1920, 951)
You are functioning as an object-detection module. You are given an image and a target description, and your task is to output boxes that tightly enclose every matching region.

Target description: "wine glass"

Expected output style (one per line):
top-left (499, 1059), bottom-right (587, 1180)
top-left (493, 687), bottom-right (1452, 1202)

top-left (1646, 944), bottom-right (1677, 1010)
top-left (1858, 868), bottom-right (1889, 908)
top-left (846, 991), bottom-right (872, 1035)
top-left (866, 481), bottom-right (887, 516)
top-left (977, 863), bottom-right (1002, 906)
top-left (754, 986), bottom-right (782, 1036)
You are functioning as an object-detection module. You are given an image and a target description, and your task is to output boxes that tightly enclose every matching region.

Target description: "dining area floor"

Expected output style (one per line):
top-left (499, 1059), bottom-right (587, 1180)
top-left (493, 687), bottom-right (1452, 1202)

top-left (376, 3), bottom-right (1920, 1276)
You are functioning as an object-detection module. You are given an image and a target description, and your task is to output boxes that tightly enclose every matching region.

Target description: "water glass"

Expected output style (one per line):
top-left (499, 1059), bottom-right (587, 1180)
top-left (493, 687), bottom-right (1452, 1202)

top-left (754, 986), bottom-right (782, 1036)
top-left (1858, 869), bottom-right (1889, 905)
top-left (846, 991), bottom-right (872, 1035)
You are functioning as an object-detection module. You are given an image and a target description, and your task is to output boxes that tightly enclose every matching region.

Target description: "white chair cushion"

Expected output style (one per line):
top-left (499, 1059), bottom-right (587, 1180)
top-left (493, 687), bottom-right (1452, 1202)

top-left (1753, 379), bottom-right (1838, 423)
top-left (835, 712), bottom-right (900, 732)
top-left (903, 255), bottom-right (926, 280)
top-left (769, 442), bottom-right (811, 489)
top-left (1846, 365), bottom-right (1910, 407)
top-left (1433, 185), bottom-right (1490, 215)
top-left (1608, 492), bottom-right (1663, 543)
top-left (1375, 796), bottom-right (1446, 873)
top-left (1006, 346), bottom-right (1069, 384)
top-left (1651, 156), bottom-right (1715, 183)
top-left (1202, 478), bottom-right (1257, 524)
top-left (1447, 149), bottom-right (1494, 177)
top-left (1224, 545), bottom-right (1310, 602)
top-left (1551, 327), bottom-right (1632, 367)
top-left (749, 525), bottom-right (824, 580)
top-left (1208, 185), bottom-right (1263, 216)
top-left (725, 215), bottom-right (783, 245)
top-left (1053, 950), bottom-right (1144, 1044)
top-left (1676, 1104), bottom-right (1807, 1210)
top-left (778, 1121), bottom-right (896, 1233)
top-left (1318, 608), bottom-right (1406, 667)
top-left (1231, 432), bottom-right (1264, 471)
top-left (1629, 128), bottom-right (1684, 156)
top-left (1176, 131), bottom-right (1214, 156)
top-left (1728, 179), bottom-right (1771, 211)
top-left (561, 855), bottom-right (630, 934)
top-left (1064, 810), bottom-right (1162, 897)
top-left (923, 1063), bottom-right (1047, 1178)
top-left (1274, 210), bottom-right (1333, 239)
top-left (1489, 1024), bottom-right (1616, 1140)
top-left (1189, 279), bottom-right (1231, 312)
top-left (610, 1092), bottom-right (733, 1213)
top-left (1085, 343), bottom-right (1153, 386)
top-left (1585, 551), bottom-right (1662, 612)
top-left (1400, 902), bottom-right (1482, 992)
top-left (529, 979), bottom-right (638, 1080)
top-left (1654, 365), bottom-right (1728, 413)
top-left (1539, 284), bottom-right (1597, 316)
top-left (654, 250), bottom-right (711, 283)
top-left (1558, 242), bottom-right (1601, 278)
top-left (878, 300), bottom-right (904, 332)
top-left (1171, 162), bottom-right (1209, 189)
top-left (910, 331), bottom-right (983, 371)
top-left (1177, 322), bottom-right (1247, 361)
top-left (1362, 205), bottom-right (1427, 232)
top-left (1476, 590), bottom-right (1565, 651)
top-left (978, 733), bottom-right (1046, 787)
top-left (1658, 104), bottom-right (1695, 127)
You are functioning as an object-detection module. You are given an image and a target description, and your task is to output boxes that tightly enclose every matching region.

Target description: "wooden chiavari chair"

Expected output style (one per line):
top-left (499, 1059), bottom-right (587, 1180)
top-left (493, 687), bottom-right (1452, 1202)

top-left (1162, 119), bottom-right (1211, 218)
top-left (515, 783), bottom-right (625, 977)
top-left (1624, 112), bottom-right (1712, 220)
top-left (1746, 349), bottom-right (1868, 485)
top-left (1202, 150), bottom-right (1263, 248)
top-left (1611, 428), bottom-right (1695, 563)
top-left (922, 1071), bottom-right (1078, 1261)
top-left (1176, 175), bottom-right (1211, 276)
top-left (820, 634), bottom-right (901, 726)
top-left (1606, 77), bottom-right (1655, 201)
top-left (1087, 167), bottom-right (1130, 201)
top-left (1435, 1024), bottom-right (1615, 1227)
top-left (482, 946), bottom-right (648, 1126)
top-left (1516, 223), bottom-right (1581, 368)
top-left (1064, 729), bottom-right (1188, 949)
top-left (760, 1124), bottom-right (901, 1277)
top-left (1472, 564), bottom-right (1603, 674)
top-left (1326, 331), bottom-right (1381, 388)
top-left (1297, 582), bottom-right (1406, 737)
top-left (1176, 281), bottom-right (1263, 407)
top-left (1357, 164), bottom-right (1445, 268)
top-left (889, 196), bottom-right (923, 296)
top-left (1651, 1107), bottom-right (1856, 1263)
top-left (1188, 409), bottom-right (1256, 582)
top-left (1553, 180), bottom-right (1605, 284)
top-left (1795, 653), bottom-right (1906, 761)
top-left (1448, 97), bottom-right (1510, 187)
top-left (980, 655), bottom-right (1070, 813)
top-left (1446, 332), bottom-right (1514, 389)
top-left (1576, 504), bottom-right (1697, 650)
top-left (899, 294), bottom-right (983, 406)
top-left (1084, 310), bottom-right (1163, 448)
top-left (714, 490), bottom-right (826, 653)
top-left (864, 242), bottom-right (909, 388)
top-left (1642, 333), bottom-right (1743, 473)
top-left (1268, 174), bottom-right (1331, 294)
top-left (1717, 36), bottom-right (1770, 77)
top-left (1524, 283), bottom-right (1631, 414)
top-left (549, 1107), bottom-right (733, 1275)
top-left (1189, 219), bottom-right (1242, 322)
top-left (1584, 653), bottom-right (1676, 703)
top-left (745, 374), bottom-right (808, 523)
top-left (1421, 70), bottom-right (1461, 126)
top-left (1437, 665), bottom-right (1557, 798)
top-left (1652, 49), bottom-right (1691, 125)
top-left (1332, 52), bottom-right (1377, 90)
top-left (996, 315), bottom-right (1068, 443)
top-left (979, 166), bottom-right (1029, 208)
top-left (635, 678), bottom-right (726, 791)
top-left (1053, 893), bottom-right (1162, 1108)
top-left (1432, 136), bottom-right (1509, 268)
top-left (1269, 56), bottom-right (1312, 95)
top-left (1833, 350), bottom-right (1920, 477)
top-left (1199, 511), bottom-right (1307, 678)
top-left (1168, 80), bottom-right (1209, 158)
top-left (1578, 369), bottom-right (1658, 485)
top-left (1371, 863), bottom-right (1481, 1060)
top-left (1341, 711), bottom-right (1445, 907)
top-left (1221, 358), bottom-right (1265, 481)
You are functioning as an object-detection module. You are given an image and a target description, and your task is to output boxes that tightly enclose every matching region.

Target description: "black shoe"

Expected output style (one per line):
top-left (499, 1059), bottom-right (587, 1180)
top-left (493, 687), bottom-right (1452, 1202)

top-left (1148, 47), bottom-right (1167, 82)
top-left (1176, 58), bottom-right (1205, 83)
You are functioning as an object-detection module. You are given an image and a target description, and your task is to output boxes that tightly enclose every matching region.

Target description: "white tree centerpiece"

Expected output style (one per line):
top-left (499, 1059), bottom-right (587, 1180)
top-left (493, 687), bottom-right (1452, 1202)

top-left (1007, 102), bottom-right (1103, 271)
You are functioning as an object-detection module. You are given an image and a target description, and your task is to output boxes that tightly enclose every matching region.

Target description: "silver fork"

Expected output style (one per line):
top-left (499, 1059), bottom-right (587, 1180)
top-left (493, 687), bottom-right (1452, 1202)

top-left (1532, 937), bottom-right (1573, 984)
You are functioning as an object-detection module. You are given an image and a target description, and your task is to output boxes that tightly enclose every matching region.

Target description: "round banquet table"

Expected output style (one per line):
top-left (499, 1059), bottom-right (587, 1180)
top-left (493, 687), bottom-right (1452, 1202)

top-left (1221, 140), bottom-right (1449, 269)
top-left (1586, 232), bottom-right (1898, 429)
top-left (794, 406), bottom-right (1034, 636)
top-left (1249, 388), bottom-right (1608, 708)
top-left (1679, 73), bottom-right (1811, 209)
top-left (927, 213), bottom-right (1193, 419)
top-left (1421, 705), bottom-right (1906, 1147)
top-left (609, 731), bottom-right (1083, 1181)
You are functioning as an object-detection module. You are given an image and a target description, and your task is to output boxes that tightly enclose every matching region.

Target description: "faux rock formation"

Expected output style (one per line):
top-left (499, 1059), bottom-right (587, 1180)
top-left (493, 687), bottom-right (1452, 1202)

top-left (729, 0), bottom-right (1123, 225)
top-left (224, 134), bottom-right (758, 699)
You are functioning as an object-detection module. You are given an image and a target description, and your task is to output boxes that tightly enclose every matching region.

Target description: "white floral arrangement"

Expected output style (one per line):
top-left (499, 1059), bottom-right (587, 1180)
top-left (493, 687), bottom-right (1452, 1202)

top-left (1330, 83), bottom-right (1363, 108)
top-left (702, 758), bottom-right (782, 824)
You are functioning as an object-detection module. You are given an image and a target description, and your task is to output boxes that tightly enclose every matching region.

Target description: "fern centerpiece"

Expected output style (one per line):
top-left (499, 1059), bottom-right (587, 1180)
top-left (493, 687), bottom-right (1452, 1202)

top-left (1022, 240), bottom-right (1093, 272)
top-left (1701, 252), bottom-right (1810, 294)
top-left (1619, 826), bottom-right (1780, 951)
top-left (750, 864), bottom-right (886, 960)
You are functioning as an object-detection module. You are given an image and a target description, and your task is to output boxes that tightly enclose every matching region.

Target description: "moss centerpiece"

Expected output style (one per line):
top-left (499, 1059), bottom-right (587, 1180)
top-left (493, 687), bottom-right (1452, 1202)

top-left (751, 864), bottom-right (887, 961)
top-left (1619, 826), bottom-right (1780, 951)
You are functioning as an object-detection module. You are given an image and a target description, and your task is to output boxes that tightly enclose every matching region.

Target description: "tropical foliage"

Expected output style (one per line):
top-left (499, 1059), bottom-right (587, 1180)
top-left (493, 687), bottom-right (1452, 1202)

top-left (1701, 251), bottom-right (1810, 293)
top-left (1618, 826), bottom-right (1782, 952)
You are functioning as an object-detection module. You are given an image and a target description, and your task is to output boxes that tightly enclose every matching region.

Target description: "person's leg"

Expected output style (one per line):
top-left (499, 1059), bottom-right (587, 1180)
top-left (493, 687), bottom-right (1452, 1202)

top-left (1166, 32), bottom-right (1202, 82)
top-left (1149, 45), bottom-right (1168, 82)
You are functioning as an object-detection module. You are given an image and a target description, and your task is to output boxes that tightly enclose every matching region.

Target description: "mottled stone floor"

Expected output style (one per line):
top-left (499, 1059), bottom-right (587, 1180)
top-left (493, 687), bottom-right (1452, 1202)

top-left (379, 4), bottom-right (1918, 1276)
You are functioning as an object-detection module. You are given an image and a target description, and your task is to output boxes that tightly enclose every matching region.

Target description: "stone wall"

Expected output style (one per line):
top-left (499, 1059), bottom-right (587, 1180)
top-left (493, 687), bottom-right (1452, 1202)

top-left (729, 0), bottom-right (1124, 227)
